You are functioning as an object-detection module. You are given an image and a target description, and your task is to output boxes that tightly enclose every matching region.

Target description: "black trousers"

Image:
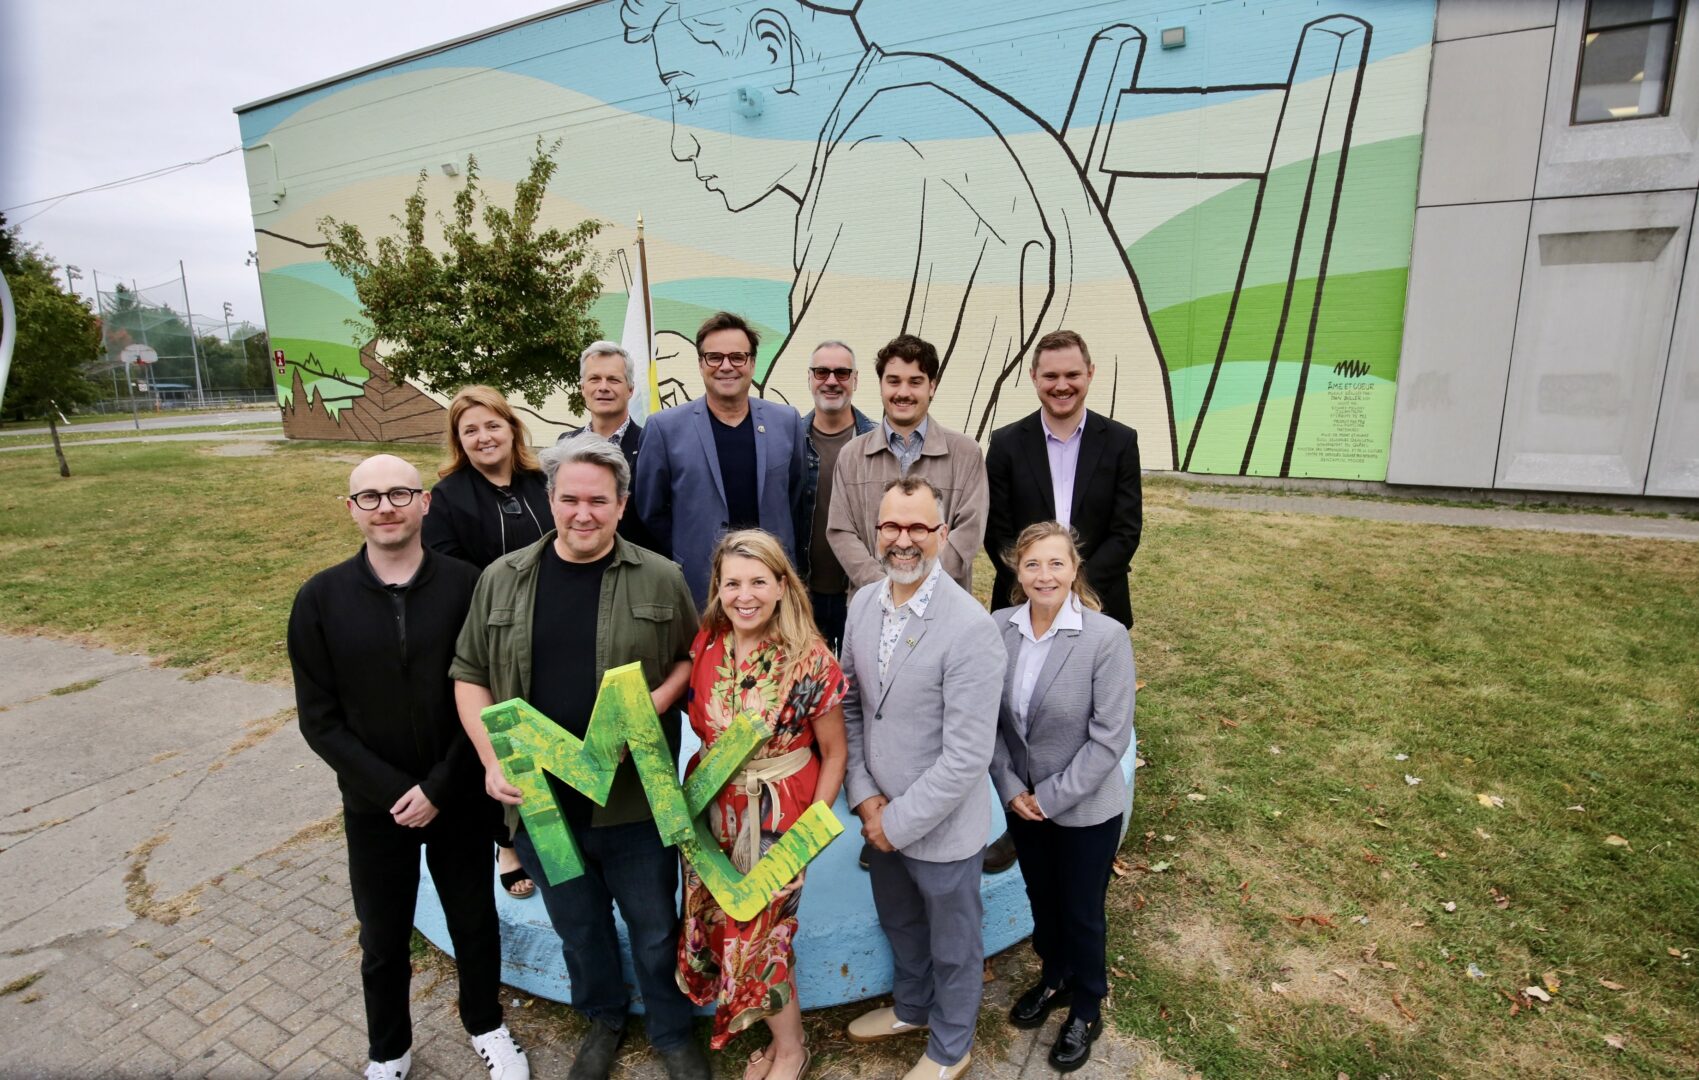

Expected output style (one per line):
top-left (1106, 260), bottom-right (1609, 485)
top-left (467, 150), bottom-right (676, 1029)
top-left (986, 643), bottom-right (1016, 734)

top-left (1007, 812), bottom-right (1123, 1016)
top-left (809, 589), bottom-right (849, 655)
top-left (344, 806), bottom-right (504, 1061)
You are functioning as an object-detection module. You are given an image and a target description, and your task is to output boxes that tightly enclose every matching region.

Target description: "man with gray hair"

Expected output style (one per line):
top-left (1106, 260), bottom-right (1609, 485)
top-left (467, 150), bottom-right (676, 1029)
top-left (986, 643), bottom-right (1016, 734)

top-left (839, 474), bottom-right (1004, 1080)
top-left (799, 339), bottom-right (874, 651)
top-left (451, 438), bottom-right (706, 1080)
top-left (558, 341), bottom-right (658, 551)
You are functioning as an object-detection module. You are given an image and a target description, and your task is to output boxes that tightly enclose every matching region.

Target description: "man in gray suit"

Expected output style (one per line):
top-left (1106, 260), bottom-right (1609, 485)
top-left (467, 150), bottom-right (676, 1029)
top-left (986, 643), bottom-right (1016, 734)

top-left (840, 476), bottom-right (1004, 1080)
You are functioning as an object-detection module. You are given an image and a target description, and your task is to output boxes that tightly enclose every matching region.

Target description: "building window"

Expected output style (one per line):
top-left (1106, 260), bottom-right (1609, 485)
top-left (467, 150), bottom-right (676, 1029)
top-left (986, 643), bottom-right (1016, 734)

top-left (1572, 0), bottom-right (1682, 123)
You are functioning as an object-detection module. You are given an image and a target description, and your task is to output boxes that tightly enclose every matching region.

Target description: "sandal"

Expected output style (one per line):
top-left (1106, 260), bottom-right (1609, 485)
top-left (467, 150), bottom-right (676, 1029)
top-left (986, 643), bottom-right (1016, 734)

top-left (771, 1047), bottom-right (810, 1080)
top-left (499, 866), bottom-right (536, 899)
top-left (743, 1046), bottom-right (776, 1080)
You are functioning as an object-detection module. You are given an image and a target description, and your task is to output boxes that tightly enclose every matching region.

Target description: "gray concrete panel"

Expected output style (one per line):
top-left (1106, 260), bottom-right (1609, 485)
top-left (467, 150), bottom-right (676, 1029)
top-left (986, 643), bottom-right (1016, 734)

top-left (1387, 201), bottom-right (1532, 487)
top-left (1535, 0), bottom-right (1699, 197)
top-left (1418, 29), bottom-right (1553, 206)
top-left (0, 636), bottom-right (147, 704)
top-left (1496, 190), bottom-right (1696, 492)
top-left (1435, 0), bottom-right (1557, 42)
top-left (1647, 208), bottom-right (1699, 496)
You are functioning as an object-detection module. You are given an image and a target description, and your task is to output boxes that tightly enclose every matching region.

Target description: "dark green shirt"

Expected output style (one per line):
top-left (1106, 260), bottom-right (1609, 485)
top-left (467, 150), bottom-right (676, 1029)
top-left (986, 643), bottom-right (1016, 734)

top-left (451, 532), bottom-right (699, 828)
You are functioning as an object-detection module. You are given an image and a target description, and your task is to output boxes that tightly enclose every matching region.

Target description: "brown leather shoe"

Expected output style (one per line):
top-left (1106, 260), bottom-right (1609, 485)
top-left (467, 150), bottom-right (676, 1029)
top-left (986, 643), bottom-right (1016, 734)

top-left (981, 830), bottom-right (1018, 874)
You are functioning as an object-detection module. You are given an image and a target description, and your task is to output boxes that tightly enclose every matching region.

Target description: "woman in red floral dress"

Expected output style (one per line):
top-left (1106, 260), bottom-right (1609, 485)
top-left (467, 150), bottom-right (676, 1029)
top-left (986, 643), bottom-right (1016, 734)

top-left (677, 530), bottom-right (848, 1080)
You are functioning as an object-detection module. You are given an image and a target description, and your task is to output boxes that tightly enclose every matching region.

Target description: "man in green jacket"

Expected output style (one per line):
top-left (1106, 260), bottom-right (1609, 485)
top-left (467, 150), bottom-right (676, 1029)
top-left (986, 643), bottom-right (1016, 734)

top-left (451, 437), bottom-right (706, 1080)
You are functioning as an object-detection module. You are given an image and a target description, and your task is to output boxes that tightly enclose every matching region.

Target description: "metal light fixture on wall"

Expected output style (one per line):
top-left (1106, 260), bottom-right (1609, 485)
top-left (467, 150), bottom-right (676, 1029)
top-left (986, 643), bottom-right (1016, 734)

top-left (1161, 26), bottom-right (1186, 49)
top-left (441, 162), bottom-right (459, 176)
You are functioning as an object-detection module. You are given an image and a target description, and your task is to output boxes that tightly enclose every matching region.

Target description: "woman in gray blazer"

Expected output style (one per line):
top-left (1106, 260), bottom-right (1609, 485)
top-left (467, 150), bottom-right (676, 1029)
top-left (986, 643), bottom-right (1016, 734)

top-left (990, 522), bottom-right (1135, 1073)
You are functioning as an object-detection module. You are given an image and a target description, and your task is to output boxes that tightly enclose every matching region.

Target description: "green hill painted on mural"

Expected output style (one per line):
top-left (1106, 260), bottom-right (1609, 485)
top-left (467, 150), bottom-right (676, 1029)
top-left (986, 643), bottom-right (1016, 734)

top-left (1126, 134), bottom-right (1421, 314)
top-left (1151, 266), bottom-right (1408, 382)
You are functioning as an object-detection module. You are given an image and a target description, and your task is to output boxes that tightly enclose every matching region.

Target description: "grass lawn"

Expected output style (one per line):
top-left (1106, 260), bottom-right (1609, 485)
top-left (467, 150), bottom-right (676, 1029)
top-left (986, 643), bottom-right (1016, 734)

top-left (1, 439), bottom-right (1694, 1078)
top-left (0, 421), bottom-right (281, 450)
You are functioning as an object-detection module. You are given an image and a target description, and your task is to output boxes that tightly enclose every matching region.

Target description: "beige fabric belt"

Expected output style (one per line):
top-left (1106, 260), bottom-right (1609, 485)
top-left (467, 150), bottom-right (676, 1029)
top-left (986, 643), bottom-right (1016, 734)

top-left (730, 746), bottom-right (815, 874)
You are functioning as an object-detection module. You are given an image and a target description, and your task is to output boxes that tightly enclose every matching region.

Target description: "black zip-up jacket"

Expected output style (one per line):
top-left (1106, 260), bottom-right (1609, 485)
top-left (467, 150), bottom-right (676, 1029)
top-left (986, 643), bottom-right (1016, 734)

top-left (422, 466), bottom-right (550, 570)
top-left (287, 546), bottom-right (482, 813)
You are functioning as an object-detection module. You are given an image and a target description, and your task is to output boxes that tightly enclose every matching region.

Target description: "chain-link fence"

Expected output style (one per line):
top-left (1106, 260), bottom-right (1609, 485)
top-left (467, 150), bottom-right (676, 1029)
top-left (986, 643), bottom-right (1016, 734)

top-left (90, 266), bottom-right (270, 408)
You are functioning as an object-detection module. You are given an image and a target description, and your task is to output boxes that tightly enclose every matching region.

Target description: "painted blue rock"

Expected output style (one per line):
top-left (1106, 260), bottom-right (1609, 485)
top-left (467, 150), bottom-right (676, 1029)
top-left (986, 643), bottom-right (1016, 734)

top-left (416, 729), bottom-right (1137, 1009)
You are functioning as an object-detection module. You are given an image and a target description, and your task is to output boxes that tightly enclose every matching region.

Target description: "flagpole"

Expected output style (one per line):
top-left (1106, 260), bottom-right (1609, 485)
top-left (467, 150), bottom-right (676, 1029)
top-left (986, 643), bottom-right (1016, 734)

top-left (636, 213), bottom-right (660, 415)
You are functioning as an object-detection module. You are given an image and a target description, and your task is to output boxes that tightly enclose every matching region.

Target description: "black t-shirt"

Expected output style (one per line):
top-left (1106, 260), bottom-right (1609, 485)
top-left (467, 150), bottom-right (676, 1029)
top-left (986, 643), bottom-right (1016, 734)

top-left (709, 410), bottom-right (760, 531)
top-left (529, 543), bottom-right (614, 825)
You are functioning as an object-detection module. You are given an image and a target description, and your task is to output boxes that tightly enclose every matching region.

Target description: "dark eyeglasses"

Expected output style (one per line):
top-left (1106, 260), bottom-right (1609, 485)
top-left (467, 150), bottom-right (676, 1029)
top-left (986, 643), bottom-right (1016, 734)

top-left (809, 366), bottom-right (854, 382)
top-left (877, 521), bottom-right (946, 543)
top-left (702, 351), bottom-right (753, 369)
top-left (349, 488), bottom-right (423, 510)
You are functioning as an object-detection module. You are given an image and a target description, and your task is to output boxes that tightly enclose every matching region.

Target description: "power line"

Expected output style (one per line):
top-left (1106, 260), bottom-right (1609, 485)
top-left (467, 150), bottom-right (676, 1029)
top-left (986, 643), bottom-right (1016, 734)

top-left (1, 146), bottom-right (243, 214)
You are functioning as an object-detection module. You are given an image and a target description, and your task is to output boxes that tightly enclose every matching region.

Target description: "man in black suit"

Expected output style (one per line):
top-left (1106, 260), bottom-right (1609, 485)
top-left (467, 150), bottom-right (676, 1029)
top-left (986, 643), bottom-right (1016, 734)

top-left (984, 329), bottom-right (1142, 625)
top-left (558, 341), bottom-right (659, 553)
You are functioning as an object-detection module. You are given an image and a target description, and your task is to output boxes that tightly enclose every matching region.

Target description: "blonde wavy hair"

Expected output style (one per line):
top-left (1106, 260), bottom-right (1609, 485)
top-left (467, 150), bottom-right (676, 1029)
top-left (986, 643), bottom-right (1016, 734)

top-left (1002, 521), bottom-right (1102, 611)
top-left (439, 385), bottom-right (542, 479)
top-left (702, 529), bottom-right (821, 686)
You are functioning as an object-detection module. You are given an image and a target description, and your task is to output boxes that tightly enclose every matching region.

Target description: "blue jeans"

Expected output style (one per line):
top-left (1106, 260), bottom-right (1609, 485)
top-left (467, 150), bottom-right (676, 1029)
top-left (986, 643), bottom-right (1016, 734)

top-left (512, 820), bottom-right (695, 1050)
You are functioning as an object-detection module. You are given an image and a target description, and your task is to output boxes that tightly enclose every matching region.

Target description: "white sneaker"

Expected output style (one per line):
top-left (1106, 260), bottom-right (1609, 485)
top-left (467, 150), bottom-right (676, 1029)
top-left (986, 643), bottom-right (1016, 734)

top-left (472, 1024), bottom-right (531, 1080)
top-left (364, 1049), bottom-right (411, 1080)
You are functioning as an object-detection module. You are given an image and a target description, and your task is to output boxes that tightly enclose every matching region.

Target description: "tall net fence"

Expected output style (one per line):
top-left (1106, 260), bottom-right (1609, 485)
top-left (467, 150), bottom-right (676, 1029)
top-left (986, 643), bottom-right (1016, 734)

top-left (89, 267), bottom-right (273, 411)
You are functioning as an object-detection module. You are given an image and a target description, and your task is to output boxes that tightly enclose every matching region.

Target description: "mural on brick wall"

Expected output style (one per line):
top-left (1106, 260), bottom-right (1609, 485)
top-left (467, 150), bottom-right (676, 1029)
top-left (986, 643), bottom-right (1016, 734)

top-left (239, 0), bottom-right (1433, 478)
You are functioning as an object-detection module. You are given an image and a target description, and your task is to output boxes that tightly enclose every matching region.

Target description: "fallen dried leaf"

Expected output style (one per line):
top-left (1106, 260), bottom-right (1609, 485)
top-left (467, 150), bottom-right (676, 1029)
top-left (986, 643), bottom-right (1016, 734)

top-left (1393, 753), bottom-right (1408, 761)
top-left (1353, 914), bottom-right (1370, 926)
top-left (1186, 792), bottom-right (1207, 802)
top-left (1392, 993), bottom-right (1417, 1022)
top-left (1475, 827), bottom-right (1492, 840)
top-left (1490, 887), bottom-right (1510, 910)
top-left (1147, 861), bottom-right (1171, 873)
top-left (1134, 757), bottom-right (1146, 768)
top-left (1268, 744), bottom-right (1282, 754)
top-left (1220, 718), bottom-right (1240, 729)
top-left (1111, 857), bottom-right (1131, 878)
top-left (1542, 971), bottom-right (1561, 993)
top-left (1668, 947), bottom-right (1683, 958)
top-left (1476, 793), bottom-right (1505, 809)
top-left (1604, 834), bottom-right (1632, 849)
top-left (1466, 963), bottom-right (1486, 979)
top-left (1598, 978), bottom-right (1627, 991)
top-left (1442, 901), bottom-right (1458, 913)
top-left (1269, 981), bottom-right (1288, 994)
top-left (1604, 1034), bottom-right (1626, 1051)
top-left (1566, 804), bottom-right (1586, 812)
top-left (1134, 892), bottom-right (1147, 911)
top-left (1162, 834), bottom-right (1175, 842)
top-left (1238, 880), bottom-right (1250, 907)
top-left (1110, 966), bottom-right (1130, 979)
top-left (1379, 960), bottom-right (1399, 970)
top-left (1404, 774), bottom-right (1422, 786)
top-left (1361, 848), bottom-right (1384, 865)
top-left (1370, 818), bottom-right (1392, 829)
top-left (1135, 680), bottom-right (1146, 691)
top-left (1331, 969), bottom-right (1351, 983)
top-left (1435, 849), bottom-right (1449, 859)
top-left (1524, 986), bottom-right (1551, 1003)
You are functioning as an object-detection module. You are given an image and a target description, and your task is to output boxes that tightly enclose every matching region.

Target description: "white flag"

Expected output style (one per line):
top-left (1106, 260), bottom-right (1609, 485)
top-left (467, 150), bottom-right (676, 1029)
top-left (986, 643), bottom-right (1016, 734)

top-left (621, 232), bottom-right (659, 422)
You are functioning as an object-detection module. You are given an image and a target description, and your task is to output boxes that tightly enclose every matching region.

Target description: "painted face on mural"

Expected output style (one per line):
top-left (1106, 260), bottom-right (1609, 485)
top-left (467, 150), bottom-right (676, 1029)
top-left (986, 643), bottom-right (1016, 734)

top-left (346, 454), bottom-right (429, 553)
top-left (1031, 344), bottom-right (1094, 425)
top-left (458, 405), bottom-right (515, 475)
top-left (550, 461), bottom-right (627, 563)
top-left (648, 7), bottom-right (806, 212)
top-left (808, 343), bottom-right (857, 416)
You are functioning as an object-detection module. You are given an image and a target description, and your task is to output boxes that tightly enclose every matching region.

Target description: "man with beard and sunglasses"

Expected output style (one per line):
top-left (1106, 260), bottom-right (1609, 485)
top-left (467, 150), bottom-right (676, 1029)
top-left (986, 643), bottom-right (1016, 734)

top-left (838, 475), bottom-right (1003, 1080)
top-left (288, 454), bottom-right (527, 1080)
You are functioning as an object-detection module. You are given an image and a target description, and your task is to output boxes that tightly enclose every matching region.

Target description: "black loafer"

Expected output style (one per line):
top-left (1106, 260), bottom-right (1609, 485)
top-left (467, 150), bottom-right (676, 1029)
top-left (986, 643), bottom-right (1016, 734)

top-left (982, 831), bottom-right (1018, 874)
top-left (859, 841), bottom-right (873, 871)
top-left (1008, 980), bottom-right (1072, 1029)
top-left (1048, 1014), bottom-right (1102, 1073)
top-left (566, 1022), bottom-right (624, 1080)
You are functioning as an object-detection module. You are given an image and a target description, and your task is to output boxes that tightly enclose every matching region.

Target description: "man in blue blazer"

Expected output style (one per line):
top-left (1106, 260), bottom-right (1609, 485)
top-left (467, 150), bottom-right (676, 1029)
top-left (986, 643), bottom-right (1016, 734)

top-left (636, 311), bottom-right (809, 609)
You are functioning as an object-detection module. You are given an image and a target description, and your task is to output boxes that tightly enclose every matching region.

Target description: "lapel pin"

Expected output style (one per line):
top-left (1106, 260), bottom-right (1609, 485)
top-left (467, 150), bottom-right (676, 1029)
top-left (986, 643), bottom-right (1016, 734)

top-left (757, 424), bottom-right (766, 433)
top-left (905, 637), bottom-right (916, 647)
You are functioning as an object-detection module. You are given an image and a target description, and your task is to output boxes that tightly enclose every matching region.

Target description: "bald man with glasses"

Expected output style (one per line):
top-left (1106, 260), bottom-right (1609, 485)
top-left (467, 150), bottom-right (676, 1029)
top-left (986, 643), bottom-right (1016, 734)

top-left (288, 454), bottom-right (527, 1079)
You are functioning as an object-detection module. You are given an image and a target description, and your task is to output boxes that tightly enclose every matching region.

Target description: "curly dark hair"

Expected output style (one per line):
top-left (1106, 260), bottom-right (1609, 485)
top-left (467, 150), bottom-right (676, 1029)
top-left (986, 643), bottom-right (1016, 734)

top-left (874, 334), bottom-right (940, 382)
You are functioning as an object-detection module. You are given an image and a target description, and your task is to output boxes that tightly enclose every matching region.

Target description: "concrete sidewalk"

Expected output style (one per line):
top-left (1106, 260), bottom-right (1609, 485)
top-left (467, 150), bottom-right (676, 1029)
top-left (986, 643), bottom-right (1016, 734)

top-left (0, 635), bottom-right (1158, 1079)
top-left (1186, 490), bottom-right (1699, 541)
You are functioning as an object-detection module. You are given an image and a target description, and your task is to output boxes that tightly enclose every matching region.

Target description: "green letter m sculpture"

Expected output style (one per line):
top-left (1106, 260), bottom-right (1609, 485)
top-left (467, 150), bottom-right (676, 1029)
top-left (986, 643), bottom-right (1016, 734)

top-left (482, 661), bottom-right (843, 921)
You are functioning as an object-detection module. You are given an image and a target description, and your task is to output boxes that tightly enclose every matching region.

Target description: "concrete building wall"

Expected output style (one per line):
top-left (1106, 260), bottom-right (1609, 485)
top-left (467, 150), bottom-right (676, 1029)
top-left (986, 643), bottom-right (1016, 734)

top-left (1390, 0), bottom-right (1699, 496)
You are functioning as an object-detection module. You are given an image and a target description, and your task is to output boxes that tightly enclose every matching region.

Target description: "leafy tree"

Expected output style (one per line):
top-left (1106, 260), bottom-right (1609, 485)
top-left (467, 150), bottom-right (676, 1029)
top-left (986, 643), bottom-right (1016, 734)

top-left (2, 247), bottom-right (103, 476)
top-left (319, 139), bottom-right (605, 410)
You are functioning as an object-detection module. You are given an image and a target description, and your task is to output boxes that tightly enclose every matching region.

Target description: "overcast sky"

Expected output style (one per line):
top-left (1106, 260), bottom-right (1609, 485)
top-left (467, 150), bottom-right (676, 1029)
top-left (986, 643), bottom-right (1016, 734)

top-left (1, 1), bottom-right (558, 333)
